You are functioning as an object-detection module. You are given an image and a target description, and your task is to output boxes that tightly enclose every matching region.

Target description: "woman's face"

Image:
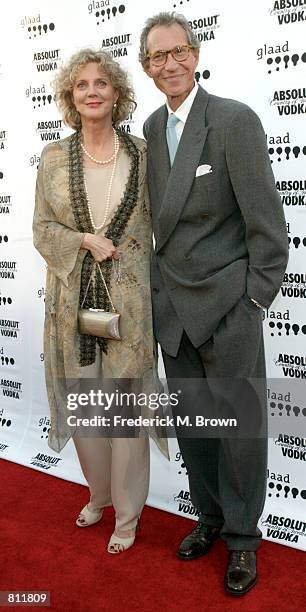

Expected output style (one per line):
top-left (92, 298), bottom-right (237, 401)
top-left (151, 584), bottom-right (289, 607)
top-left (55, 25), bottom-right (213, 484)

top-left (72, 62), bottom-right (118, 125)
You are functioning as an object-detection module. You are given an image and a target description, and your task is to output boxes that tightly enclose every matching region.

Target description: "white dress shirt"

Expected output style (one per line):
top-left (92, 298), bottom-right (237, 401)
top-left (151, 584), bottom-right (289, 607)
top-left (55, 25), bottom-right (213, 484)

top-left (166, 82), bottom-right (199, 143)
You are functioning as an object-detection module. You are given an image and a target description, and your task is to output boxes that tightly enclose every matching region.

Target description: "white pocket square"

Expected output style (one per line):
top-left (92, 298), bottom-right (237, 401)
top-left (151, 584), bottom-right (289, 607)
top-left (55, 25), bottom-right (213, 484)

top-left (195, 164), bottom-right (212, 177)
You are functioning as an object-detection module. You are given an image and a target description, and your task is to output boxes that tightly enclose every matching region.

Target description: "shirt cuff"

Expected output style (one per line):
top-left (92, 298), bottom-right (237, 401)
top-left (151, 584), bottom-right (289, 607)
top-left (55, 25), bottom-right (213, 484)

top-left (250, 297), bottom-right (265, 310)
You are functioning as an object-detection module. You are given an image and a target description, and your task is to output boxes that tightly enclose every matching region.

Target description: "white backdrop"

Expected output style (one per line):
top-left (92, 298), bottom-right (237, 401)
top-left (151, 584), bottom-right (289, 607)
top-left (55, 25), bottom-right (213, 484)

top-left (0, 0), bottom-right (305, 551)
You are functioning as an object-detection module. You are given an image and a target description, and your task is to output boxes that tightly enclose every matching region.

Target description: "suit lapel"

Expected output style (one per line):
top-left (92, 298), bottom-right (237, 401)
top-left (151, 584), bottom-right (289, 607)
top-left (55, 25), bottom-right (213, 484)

top-left (154, 87), bottom-right (210, 253)
top-left (147, 106), bottom-right (170, 215)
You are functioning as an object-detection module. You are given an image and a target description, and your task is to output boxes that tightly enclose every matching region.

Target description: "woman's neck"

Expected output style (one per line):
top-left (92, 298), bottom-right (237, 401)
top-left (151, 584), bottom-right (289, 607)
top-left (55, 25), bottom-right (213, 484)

top-left (80, 119), bottom-right (118, 167)
top-left (81, 119), bottom-right (114, 149)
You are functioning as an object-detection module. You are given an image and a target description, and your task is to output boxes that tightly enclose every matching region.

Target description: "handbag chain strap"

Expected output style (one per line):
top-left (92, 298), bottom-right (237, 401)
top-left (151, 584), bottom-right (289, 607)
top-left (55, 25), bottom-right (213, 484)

top-left (81, 261), bottom-right (117, 312)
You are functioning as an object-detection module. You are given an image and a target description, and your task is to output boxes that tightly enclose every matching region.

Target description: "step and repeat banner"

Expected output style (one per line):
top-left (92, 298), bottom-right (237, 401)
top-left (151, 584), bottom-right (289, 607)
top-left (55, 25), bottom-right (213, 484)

top-left (0, 0), bottom-right (305, 550)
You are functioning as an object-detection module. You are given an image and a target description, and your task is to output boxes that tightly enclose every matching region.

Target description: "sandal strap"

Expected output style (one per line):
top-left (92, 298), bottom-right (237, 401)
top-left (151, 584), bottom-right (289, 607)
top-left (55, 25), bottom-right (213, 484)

top-left (76, 504), bottom-right (103, 526)
top-left (107, 532), bottom-right (136, 553)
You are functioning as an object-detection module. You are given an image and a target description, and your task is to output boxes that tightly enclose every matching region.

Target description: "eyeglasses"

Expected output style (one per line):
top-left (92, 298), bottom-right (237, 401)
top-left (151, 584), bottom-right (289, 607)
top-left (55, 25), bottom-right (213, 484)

top-left (146, 44), bottom-right (194, 67)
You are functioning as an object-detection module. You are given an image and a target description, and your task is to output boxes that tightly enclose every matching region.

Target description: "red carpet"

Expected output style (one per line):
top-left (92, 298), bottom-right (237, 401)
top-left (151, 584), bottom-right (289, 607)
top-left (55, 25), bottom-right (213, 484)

top-left (0, 458), bottom-right (305, 612)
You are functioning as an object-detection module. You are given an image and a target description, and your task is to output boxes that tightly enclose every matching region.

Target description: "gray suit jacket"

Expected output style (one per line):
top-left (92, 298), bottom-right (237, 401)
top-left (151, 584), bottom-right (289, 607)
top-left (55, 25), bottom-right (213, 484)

top-left (144, 86), bottom-right (288, 356)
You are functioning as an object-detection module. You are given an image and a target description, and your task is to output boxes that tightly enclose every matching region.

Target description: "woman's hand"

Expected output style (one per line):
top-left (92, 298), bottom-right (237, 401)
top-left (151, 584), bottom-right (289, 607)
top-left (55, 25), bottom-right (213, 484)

top-left (82, 233), bottom-right (120, 261)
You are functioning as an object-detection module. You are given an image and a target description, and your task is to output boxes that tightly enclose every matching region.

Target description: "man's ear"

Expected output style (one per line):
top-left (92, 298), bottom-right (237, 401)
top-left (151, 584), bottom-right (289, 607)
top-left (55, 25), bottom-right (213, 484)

top-left (193, 49), bottom-right (200, 71)
top-left (142, 62), bottom-right (153, 78)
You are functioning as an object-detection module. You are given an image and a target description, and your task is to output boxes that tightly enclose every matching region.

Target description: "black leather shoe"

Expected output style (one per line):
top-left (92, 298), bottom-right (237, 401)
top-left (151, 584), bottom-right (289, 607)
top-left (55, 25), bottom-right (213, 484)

top-left (177, 523), bottom-right (220, 560)
top-left (225, 551), bottom-right (257, 595)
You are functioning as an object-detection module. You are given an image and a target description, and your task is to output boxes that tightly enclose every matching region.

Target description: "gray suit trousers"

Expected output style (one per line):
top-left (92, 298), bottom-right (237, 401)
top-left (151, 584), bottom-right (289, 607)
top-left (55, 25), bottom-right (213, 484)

top-left (162, 294), bottom-right (267, 551)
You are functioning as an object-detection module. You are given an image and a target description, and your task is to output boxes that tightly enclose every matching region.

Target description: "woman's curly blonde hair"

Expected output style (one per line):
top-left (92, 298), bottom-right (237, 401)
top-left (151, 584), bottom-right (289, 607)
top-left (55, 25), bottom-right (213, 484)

top-left (52, 48), bottom-right (136, 129)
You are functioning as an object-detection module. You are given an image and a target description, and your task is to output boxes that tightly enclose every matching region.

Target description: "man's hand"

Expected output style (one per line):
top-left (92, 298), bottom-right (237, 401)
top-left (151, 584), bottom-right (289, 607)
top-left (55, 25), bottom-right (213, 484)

top-left (81, 233), bottom-right (120, 262)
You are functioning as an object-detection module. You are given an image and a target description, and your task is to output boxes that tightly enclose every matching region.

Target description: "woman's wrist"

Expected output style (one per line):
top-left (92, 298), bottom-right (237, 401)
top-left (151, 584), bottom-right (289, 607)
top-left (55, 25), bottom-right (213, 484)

top-left (81, 233), bottom-right (92, 250)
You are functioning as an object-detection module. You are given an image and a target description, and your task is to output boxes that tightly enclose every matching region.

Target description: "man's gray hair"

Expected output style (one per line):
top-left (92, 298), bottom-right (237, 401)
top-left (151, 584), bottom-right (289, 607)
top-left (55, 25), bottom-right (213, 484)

top-left (139, 11), bottom-right (200, 65)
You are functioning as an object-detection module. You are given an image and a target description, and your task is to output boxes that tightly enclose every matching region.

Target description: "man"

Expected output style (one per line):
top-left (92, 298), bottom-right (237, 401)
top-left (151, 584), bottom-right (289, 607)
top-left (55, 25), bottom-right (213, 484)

top-left (139, 12), bottom-right (288, 595)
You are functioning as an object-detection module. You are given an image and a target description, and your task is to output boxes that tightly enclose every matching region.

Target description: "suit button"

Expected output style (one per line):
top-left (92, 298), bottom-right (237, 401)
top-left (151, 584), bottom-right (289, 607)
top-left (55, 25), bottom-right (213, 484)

top-left (184, 254), bottom-right (192, 261)
top-left (152, 287), bottom-right (160, 294)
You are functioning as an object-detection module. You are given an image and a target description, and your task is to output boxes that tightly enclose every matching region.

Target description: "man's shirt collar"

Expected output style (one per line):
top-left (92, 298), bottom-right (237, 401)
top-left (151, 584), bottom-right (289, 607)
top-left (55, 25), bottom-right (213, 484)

top-left (166, 81), bottom-right (199, 124)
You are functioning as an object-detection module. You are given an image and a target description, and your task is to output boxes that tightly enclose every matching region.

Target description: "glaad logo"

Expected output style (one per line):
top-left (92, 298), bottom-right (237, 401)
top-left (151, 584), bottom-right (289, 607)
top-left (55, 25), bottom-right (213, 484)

top-left (0, 171), bottom-right (3, 179)
top-left (30, 453), bottom-right (62, 471)
top-left (101, 33), bottom-right (132, 58)
top-left (189, 14), bottom-right (221, 43)
top-left (26, 85), bottom-right (55, 110)
top-left (175, 451), bottom-right (188, 475)
top-left (267, 385), bottom-right (292, 416)
top-left (195, 68), bottom-right (211, 82)
top-left (271, 144), bottom-right (306, 160)
top-left (0, 261), bottom-right (17, 279)
top-left (29, 154), bottom-right (40, 170)
top-left (274, 352), bottom-right (306, 378)
top-left (281, 272), bottom-right (306, 298)
top-left (37, 287), bottom-right (46, 302)
top-left (36, 120), bottom-right (64, 142)
top-left (288, 235), bottom-right (306, 249)
top-left (269, 398), bottom-right (306, 417)
top-left (267, 469), bottom-right (306, 501)
top-left (269, 402), bottom-right (306, 417)
top-left (275, 434), bottom-right (306, 461)
top-left (0, 130), bottom-right (7, 151)
top-left (21, 15), bottom-right (55, 39)
top-left (1, 378), bottom-right (22, 400)
top-left (38, 416), bottom-right (51, 439)
top-left (0, 408), bottom-right (12, 428)
top-left (263, 308), bottom-right (306, 336)
top-left (88, 1), bottom-right (126, 26)
top-left (32, 50), bottom-right (61, 73)
top-left (269, 0), bottom-right (306, 24)
top-left (0, 349), bottom-right (15, 366)
top-left (0, 235), bottom-right (8, 243)
top-left (267, 132), bottom-right (306, 162)
top-left (0, 296), bottom-right (13, 306)
top-left (261, 513), bottom-right (305, 544)
top-left (257, 41), bottom-right (306, 73)
top-left (270, 87), bottom-right (306, 116)
top-left (277, 179), bottom-right (306, 207)
top-left (267, 51), bottom-right (306, 73)
top-left (173, 0), bottom-right (191, 8)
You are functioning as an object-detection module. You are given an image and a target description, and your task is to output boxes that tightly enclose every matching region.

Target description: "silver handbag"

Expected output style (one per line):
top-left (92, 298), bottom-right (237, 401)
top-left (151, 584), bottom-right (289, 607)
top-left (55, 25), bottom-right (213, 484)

top-left (78, 262), bottom-right (121, 341)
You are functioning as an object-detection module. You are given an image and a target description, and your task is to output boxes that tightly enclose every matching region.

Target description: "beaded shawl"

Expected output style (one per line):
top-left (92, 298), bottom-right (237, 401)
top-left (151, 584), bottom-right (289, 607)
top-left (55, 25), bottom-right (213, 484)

top-left (68, 128), bottom-right (140, 366)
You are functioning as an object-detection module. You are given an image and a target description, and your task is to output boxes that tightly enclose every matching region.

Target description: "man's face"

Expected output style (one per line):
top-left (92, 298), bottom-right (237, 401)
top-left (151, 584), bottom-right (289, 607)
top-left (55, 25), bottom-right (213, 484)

top-left (144, 23), bottom-right (199, 110)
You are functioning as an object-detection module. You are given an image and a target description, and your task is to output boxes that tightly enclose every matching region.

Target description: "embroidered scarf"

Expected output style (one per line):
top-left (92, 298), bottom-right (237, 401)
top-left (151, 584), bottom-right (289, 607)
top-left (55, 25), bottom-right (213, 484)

top-left (68, 128), bottom-right (140, 366)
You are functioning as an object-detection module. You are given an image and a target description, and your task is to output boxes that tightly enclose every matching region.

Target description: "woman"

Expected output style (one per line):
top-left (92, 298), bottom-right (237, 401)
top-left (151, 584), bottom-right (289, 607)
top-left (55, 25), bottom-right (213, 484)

top-left (33, 49), bottom-right (167, 554)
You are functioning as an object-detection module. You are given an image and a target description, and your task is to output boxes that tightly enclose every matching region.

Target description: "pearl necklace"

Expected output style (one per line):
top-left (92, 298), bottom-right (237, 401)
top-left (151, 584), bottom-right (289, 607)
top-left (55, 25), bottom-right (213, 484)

top-left (84, 133), bottom-right (120, 231)
top-left (81, 129), bottom-right (119, 165)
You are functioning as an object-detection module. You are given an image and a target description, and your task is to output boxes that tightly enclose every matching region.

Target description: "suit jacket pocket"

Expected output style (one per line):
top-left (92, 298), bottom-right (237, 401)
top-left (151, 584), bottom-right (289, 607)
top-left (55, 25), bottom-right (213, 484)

top-left (194, 171), bottom-right (219, 188)
top-left (192, 170), bottom-right (224, 202)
